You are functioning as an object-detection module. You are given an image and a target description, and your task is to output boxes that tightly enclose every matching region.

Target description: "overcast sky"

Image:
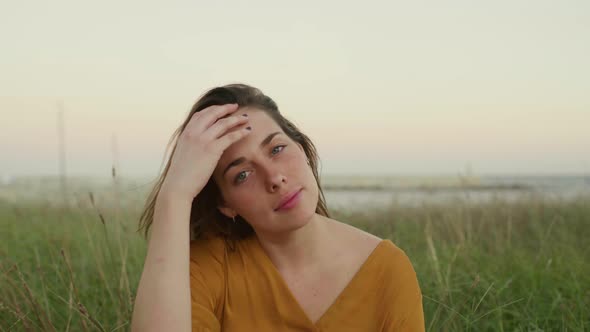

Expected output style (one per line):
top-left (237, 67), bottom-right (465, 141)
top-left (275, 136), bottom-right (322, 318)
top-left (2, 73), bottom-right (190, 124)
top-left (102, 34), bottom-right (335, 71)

top-left (1, 0), bottom-right (589, 177)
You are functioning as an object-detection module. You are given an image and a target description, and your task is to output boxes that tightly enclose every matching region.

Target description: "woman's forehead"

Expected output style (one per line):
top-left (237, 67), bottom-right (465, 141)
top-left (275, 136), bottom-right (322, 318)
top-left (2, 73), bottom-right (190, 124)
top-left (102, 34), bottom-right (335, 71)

top-left (215, 111), bottom-right (284, 174)
top-left (227, 109), bottom-right (281, 148)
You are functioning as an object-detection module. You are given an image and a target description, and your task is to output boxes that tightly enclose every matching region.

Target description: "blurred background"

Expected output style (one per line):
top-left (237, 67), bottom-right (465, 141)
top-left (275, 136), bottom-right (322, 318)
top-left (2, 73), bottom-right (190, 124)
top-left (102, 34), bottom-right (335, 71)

top-left (1, 0), bottom-right (589, 210)
top-left (1, 0), bottom-right (589, 331)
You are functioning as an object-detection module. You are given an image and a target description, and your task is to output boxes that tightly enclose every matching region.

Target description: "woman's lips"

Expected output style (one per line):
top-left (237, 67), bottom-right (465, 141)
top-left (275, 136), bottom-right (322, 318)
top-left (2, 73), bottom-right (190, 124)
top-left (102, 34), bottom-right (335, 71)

top-left (275, 189), bottom-right (302, 211)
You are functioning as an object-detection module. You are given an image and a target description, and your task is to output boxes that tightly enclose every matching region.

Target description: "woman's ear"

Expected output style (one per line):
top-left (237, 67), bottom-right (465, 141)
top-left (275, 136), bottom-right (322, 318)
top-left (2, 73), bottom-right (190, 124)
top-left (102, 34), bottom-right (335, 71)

top-left (217, 205), bottom-right (237, 219)
top-left (217, 195), bottom-right (237, 218)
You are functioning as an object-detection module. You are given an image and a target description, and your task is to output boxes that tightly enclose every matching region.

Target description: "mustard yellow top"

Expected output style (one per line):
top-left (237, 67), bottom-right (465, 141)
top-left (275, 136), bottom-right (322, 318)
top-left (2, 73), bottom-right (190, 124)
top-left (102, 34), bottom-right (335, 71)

top-left (189, 234), bottom-right (424, 332)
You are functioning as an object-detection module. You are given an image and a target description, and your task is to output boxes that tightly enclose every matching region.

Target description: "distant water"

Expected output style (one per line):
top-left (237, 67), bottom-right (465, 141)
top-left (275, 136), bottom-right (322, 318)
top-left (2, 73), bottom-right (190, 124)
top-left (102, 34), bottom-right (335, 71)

top-left (1, 175), bottom-right (589, 211)
top-left (321, 175), bottom-right (590, 211)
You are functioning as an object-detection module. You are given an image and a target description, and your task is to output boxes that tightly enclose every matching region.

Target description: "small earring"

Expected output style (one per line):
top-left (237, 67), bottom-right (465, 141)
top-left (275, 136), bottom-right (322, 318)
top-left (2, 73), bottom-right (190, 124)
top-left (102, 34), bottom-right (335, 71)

top-left (232, 215), bottom-right (236, 223)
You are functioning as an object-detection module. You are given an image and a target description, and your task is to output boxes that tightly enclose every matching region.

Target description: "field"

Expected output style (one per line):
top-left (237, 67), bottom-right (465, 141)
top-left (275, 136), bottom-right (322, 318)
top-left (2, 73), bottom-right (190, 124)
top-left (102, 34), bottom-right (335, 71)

top-left (1, 188), bottom-right (589, 331)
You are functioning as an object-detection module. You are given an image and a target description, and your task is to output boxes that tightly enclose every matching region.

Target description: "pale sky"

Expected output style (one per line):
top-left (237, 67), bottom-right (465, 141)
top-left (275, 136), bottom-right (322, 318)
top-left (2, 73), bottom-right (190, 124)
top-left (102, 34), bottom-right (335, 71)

top-left (1, 0), bottom-right (589, 177)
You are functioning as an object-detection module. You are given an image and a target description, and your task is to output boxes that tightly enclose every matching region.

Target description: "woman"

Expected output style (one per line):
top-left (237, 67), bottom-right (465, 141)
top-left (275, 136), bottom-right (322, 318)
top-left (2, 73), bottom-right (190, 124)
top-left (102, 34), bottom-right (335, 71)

top-left (131, 84), bottom-right (424, 331)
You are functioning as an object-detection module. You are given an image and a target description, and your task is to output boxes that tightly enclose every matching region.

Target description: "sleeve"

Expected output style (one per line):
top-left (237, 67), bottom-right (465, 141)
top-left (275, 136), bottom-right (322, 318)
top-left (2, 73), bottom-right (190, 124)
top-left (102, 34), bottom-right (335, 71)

top-left (382, 245), bottom-right (425, 332)
top-left (189, 235), bottom-right (226, 332)
top-left (396, 295), bottom-right (425, 331)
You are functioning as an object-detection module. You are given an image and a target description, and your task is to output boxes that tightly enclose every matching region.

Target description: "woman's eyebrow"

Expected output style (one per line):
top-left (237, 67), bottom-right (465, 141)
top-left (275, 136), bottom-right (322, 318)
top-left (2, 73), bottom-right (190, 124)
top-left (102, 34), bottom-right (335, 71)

top-left (222, 131), bottom-right (282, 177)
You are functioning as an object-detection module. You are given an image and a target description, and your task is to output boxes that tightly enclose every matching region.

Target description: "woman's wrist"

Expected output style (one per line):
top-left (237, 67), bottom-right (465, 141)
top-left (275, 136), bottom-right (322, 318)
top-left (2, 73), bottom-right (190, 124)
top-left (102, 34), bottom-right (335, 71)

top-left (157, 188), bottom-right (193, 208)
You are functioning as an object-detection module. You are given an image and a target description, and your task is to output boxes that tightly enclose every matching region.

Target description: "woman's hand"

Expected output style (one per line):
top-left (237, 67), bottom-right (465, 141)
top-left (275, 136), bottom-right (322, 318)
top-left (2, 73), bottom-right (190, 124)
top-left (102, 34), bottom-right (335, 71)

top-left (160, 103), bottom-right (251, 202)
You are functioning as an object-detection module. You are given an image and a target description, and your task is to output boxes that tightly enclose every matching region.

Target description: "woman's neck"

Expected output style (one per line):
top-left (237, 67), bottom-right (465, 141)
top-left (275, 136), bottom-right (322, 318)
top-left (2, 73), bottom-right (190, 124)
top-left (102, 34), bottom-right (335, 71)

top-left (254, 214), bottom-right (337, 273)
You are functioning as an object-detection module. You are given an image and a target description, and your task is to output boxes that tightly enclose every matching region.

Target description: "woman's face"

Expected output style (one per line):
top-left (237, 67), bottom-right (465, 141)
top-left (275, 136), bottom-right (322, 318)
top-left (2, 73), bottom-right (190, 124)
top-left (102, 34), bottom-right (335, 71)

top-left (213, 107), bottom-right (319, 235)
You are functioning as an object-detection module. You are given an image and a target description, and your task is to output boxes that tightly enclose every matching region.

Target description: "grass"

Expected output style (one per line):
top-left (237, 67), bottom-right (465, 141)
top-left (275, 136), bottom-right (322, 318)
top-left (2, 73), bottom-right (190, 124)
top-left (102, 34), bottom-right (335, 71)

top-left (1, 191), bottom-right (589, 331)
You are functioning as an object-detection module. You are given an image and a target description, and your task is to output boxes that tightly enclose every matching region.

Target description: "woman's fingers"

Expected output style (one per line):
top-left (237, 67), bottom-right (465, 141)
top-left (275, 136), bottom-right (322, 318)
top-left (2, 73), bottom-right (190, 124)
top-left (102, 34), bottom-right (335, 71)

top-left (192, 104), bottom-right (240, 133)
top-left (206, 113), bottom-right (250, 139)
top-left (216, 125), bottom-right (253, 151)
top-left (181, 102), bottom-right (252, 156)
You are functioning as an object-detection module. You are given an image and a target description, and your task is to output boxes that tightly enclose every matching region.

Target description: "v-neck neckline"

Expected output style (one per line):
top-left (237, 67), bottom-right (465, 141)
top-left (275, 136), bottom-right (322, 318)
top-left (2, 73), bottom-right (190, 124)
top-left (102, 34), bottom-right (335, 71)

top-left (250, 235), bottom-right (387, 329)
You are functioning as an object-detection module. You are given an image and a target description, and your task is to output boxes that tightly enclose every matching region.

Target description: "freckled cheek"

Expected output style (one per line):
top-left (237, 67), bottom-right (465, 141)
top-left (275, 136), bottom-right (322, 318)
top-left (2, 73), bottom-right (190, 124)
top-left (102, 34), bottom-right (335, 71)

top-left (284, 151), bottom-right (306, 167)
top-left (239, 197), bottom-right (268, 218)
top-left (241, 193), bottom-right (258, 205)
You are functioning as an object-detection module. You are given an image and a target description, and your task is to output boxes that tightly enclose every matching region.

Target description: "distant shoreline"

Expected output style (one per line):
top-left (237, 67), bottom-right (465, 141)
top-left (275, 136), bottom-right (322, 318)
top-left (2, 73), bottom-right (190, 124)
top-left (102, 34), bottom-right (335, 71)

top-left (323, 183), bottom-right (532, 191)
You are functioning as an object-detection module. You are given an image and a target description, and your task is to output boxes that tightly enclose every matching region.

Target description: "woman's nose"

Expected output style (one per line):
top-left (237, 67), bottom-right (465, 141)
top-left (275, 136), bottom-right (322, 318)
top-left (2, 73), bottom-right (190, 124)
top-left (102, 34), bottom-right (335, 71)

top-left (265, 168), bottom-right (287, 192)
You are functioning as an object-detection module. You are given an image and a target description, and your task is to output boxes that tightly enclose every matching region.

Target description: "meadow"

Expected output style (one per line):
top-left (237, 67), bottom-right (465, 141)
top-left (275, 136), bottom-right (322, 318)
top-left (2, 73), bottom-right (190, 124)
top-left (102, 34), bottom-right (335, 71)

top-left (1, 189), bottom-right (589, 331)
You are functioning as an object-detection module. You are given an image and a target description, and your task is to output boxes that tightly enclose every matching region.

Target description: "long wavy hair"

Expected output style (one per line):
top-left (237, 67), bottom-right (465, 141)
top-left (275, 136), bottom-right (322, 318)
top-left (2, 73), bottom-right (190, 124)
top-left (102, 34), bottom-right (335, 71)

top-left (137, 83), bottom-right (331, 250)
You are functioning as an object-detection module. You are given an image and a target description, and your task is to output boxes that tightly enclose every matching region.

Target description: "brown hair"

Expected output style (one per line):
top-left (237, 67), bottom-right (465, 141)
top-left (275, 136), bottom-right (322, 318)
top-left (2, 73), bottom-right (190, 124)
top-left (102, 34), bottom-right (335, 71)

top-left (137, 83), bottom-right (330, 250)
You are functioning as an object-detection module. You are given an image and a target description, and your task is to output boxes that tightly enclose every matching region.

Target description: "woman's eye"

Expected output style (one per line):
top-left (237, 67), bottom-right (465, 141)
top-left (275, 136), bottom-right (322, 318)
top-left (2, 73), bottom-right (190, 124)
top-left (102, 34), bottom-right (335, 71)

top-left (234, 171), bottom-right (249, 184)
top-left (272, 145), bottom-right (286, 155)
top-left (234, 145), bottom-right (287, 185)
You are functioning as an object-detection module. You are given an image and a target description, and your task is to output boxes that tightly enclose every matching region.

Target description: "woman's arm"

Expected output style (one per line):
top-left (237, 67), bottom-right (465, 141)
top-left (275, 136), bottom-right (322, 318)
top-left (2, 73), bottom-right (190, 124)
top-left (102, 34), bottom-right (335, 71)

top-left (382, 245), bottom-right (425, 331)
top-left (131, 194), bottom-right (193, 332)
top-left (130, 103), bottom-right (250, 331)
top-left (395, 295), bottom-right (425, 331)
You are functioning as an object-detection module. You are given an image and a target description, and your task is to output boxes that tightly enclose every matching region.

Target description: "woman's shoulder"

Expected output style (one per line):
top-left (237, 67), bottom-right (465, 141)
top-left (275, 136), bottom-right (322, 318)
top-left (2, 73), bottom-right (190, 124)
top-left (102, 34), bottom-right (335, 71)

top-left (373, 239), bottom-right (422, 309)
top-left (377, 239), bottom-right (417, 277)
top-left (331, 218), bottom-right (417, 280)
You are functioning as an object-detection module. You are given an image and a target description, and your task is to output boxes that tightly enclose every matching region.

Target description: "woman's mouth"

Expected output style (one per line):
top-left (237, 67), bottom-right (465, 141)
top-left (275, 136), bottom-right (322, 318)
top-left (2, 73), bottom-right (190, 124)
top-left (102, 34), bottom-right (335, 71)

top-left (274, 188), bottom-right (303, 211)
